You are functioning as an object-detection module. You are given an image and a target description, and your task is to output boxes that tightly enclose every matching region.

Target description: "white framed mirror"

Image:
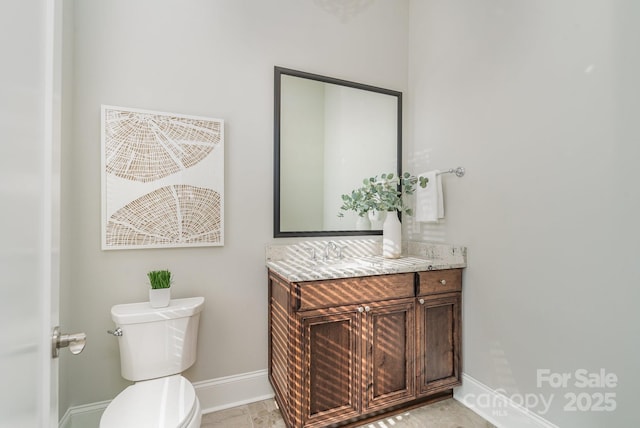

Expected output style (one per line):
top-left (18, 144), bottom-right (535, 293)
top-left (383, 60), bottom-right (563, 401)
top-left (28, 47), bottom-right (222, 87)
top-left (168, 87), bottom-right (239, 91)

top-left (274, 67), bottom-right (402, 237)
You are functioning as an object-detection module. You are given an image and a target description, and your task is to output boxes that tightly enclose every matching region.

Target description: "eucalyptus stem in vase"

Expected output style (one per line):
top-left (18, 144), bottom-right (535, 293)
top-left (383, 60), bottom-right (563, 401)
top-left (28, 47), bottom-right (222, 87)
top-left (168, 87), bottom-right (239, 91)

top-left (339, 172), bottom-right (428, 217)
top-left (338, 172), bottom-right (428, 257)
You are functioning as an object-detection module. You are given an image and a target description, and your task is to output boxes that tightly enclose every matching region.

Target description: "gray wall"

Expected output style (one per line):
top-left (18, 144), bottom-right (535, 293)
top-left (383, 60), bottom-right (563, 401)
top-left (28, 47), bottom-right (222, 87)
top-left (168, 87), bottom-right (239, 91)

top-left (60, 0), bottom-right (409, 411)
top-left (407, 1), bottom-right (640, 427)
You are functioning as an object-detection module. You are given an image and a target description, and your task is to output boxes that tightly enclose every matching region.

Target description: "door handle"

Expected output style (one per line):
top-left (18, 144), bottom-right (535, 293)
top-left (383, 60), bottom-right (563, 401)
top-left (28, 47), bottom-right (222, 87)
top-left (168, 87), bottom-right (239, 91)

top-left (52, 326), bottom-right (86, 358)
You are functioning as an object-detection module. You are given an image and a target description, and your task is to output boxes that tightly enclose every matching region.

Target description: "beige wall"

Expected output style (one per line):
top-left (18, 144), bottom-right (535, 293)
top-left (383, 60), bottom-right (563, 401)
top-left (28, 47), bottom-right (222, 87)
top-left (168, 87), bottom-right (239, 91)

top-left (407, 1), bottom-right (640, 427)
top-left (60, 0), bottom-right (409, 410)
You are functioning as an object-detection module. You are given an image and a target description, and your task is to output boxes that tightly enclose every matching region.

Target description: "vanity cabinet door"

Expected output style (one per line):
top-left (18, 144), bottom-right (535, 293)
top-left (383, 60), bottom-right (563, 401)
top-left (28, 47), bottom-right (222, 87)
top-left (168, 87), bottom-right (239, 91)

top-left (362, 298), bottom-right (415, 412)
top-left (416, 293), bottom-right (461, 396)
top-left (300, 308), bottom-right (361, 428)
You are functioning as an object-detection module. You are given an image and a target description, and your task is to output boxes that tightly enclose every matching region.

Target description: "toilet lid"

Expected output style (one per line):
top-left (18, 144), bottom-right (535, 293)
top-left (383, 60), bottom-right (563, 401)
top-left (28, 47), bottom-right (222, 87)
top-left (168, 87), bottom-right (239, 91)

top-left (100, 375), bottom-right (198, 428)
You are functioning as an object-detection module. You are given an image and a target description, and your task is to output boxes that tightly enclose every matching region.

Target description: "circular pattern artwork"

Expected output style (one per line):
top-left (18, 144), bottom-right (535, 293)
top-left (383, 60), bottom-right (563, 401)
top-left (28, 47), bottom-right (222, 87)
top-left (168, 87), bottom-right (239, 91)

top-left (104, 108), bottom-right (222, 183)
top-left (106, 185), bottom-right (221, 247)
top-left (102, 106), bottom-right (224, 249)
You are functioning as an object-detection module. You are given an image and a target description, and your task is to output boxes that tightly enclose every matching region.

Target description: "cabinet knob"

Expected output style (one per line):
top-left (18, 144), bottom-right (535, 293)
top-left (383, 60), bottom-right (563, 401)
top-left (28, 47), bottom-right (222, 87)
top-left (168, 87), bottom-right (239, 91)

top-left (364, 306), bottom-right (371, 312)
top-left (419, 298), bottom-right (425, 305)
top-left (357, 306), bottom-right (364, 313)
top-left (440, 279), bottom-right (447, 285)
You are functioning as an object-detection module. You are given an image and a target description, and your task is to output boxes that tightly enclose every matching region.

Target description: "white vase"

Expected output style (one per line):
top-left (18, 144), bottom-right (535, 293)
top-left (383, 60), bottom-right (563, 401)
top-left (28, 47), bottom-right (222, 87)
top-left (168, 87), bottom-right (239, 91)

top-left (149, 288), bottom-right (171, 308)
top-left (355, 215), bottom-right (371, 230)
top-left (382, 211), bottom-right (402, 258)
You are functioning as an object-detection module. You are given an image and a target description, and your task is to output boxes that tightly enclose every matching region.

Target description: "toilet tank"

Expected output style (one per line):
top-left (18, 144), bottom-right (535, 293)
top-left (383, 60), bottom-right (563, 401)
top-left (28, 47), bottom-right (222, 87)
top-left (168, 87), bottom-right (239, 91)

top-left (111, 297), bottom-right (204, 381)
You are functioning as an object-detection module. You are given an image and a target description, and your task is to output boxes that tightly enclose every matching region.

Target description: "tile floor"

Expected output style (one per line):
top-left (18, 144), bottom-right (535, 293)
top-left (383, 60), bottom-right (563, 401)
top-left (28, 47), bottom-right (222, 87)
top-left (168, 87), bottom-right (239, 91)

top-left (200, 398), bottom-right (495, 428)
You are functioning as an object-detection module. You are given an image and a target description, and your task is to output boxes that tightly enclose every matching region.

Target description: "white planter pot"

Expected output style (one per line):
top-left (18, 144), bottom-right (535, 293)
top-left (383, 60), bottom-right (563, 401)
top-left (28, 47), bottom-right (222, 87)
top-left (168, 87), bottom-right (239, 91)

top-left (149, 288), bottom-right (171, 308)
top-left (382, 212), bottom-right (402, 258)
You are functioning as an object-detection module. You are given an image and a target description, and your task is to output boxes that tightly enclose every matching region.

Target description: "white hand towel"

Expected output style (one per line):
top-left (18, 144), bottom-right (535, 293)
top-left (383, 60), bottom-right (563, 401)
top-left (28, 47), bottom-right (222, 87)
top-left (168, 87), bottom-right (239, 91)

top-left (415, 170), bottom-right (444, 222)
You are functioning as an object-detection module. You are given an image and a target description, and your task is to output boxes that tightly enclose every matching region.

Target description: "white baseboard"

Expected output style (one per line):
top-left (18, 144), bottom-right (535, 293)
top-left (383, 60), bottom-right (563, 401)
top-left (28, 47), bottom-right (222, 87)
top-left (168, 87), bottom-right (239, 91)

top-left (454, 373), bottom-right (560, 428)
top-left (194, 369), bottom-right (274, 414)
top-left (59, 369), bottom-right (273, 427)
top-left (60, 370), bottom-right (557, 428)
top-left (59, 400), bottom-right (109, 428)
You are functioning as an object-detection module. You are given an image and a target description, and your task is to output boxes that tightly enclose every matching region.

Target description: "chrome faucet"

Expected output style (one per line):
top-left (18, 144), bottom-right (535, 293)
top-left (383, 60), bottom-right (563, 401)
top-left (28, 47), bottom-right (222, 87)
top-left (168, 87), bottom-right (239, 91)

top-left (323, 241), bottom-right (346, 260)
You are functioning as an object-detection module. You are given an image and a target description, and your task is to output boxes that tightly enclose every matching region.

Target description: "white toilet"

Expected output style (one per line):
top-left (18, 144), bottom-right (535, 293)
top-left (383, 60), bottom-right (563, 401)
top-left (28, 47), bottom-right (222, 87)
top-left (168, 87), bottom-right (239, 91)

top-left (100, 296), bottom-right (205, 428)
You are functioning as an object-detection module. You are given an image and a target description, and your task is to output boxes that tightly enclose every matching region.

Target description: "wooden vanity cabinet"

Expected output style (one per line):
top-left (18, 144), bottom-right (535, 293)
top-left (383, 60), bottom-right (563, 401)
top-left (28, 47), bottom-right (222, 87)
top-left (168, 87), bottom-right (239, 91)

top-left (268, 268), bottom-right (462, 428)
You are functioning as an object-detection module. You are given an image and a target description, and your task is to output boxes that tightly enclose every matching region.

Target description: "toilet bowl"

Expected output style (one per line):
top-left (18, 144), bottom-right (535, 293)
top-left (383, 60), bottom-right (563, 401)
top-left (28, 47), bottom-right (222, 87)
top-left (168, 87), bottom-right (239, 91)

top-left (100, 297), bottom-right (204, 428)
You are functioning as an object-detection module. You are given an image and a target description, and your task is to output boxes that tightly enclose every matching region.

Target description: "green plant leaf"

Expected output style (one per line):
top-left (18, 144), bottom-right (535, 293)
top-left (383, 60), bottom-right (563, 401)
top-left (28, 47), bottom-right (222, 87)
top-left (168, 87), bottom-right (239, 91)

top-left (147, 269), bottom-right (171, 289)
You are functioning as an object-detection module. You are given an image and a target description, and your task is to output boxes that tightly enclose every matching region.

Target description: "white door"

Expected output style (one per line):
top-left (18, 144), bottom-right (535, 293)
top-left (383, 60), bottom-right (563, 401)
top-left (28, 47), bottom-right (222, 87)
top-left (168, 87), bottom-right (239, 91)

top-left (0, 1), bottom-right (62, 427)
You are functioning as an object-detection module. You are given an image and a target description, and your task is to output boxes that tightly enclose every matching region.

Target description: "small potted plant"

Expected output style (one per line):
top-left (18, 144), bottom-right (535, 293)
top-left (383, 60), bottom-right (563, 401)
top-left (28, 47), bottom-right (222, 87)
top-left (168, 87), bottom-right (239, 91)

top-left (147, 269), bottom-right (172, 308)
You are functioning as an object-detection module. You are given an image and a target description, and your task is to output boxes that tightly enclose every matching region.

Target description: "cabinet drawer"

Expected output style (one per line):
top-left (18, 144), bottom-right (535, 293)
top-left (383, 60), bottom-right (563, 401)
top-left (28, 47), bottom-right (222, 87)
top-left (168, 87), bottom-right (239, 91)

top-left (297, 273), bottom-right (414, 311)
top-left (418, 269), bottom-right (462, 296)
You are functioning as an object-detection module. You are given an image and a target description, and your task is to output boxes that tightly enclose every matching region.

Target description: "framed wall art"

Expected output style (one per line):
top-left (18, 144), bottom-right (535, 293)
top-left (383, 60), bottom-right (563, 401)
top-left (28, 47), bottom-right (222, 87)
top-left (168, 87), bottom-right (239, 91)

top-left (101, 105), bottom-right (224, 250)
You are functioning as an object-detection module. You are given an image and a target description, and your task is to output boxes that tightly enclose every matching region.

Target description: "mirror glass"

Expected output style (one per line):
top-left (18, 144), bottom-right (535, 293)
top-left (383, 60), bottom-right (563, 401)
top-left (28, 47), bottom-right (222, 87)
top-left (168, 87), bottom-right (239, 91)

top-left (274, 67), bottom-right (402, 237)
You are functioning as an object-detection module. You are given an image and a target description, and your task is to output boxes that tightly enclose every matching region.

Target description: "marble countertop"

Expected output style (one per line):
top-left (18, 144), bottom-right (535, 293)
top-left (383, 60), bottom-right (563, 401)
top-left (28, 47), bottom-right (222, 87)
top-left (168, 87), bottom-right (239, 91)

top-left (266, 239), bottom-right (466, 282)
